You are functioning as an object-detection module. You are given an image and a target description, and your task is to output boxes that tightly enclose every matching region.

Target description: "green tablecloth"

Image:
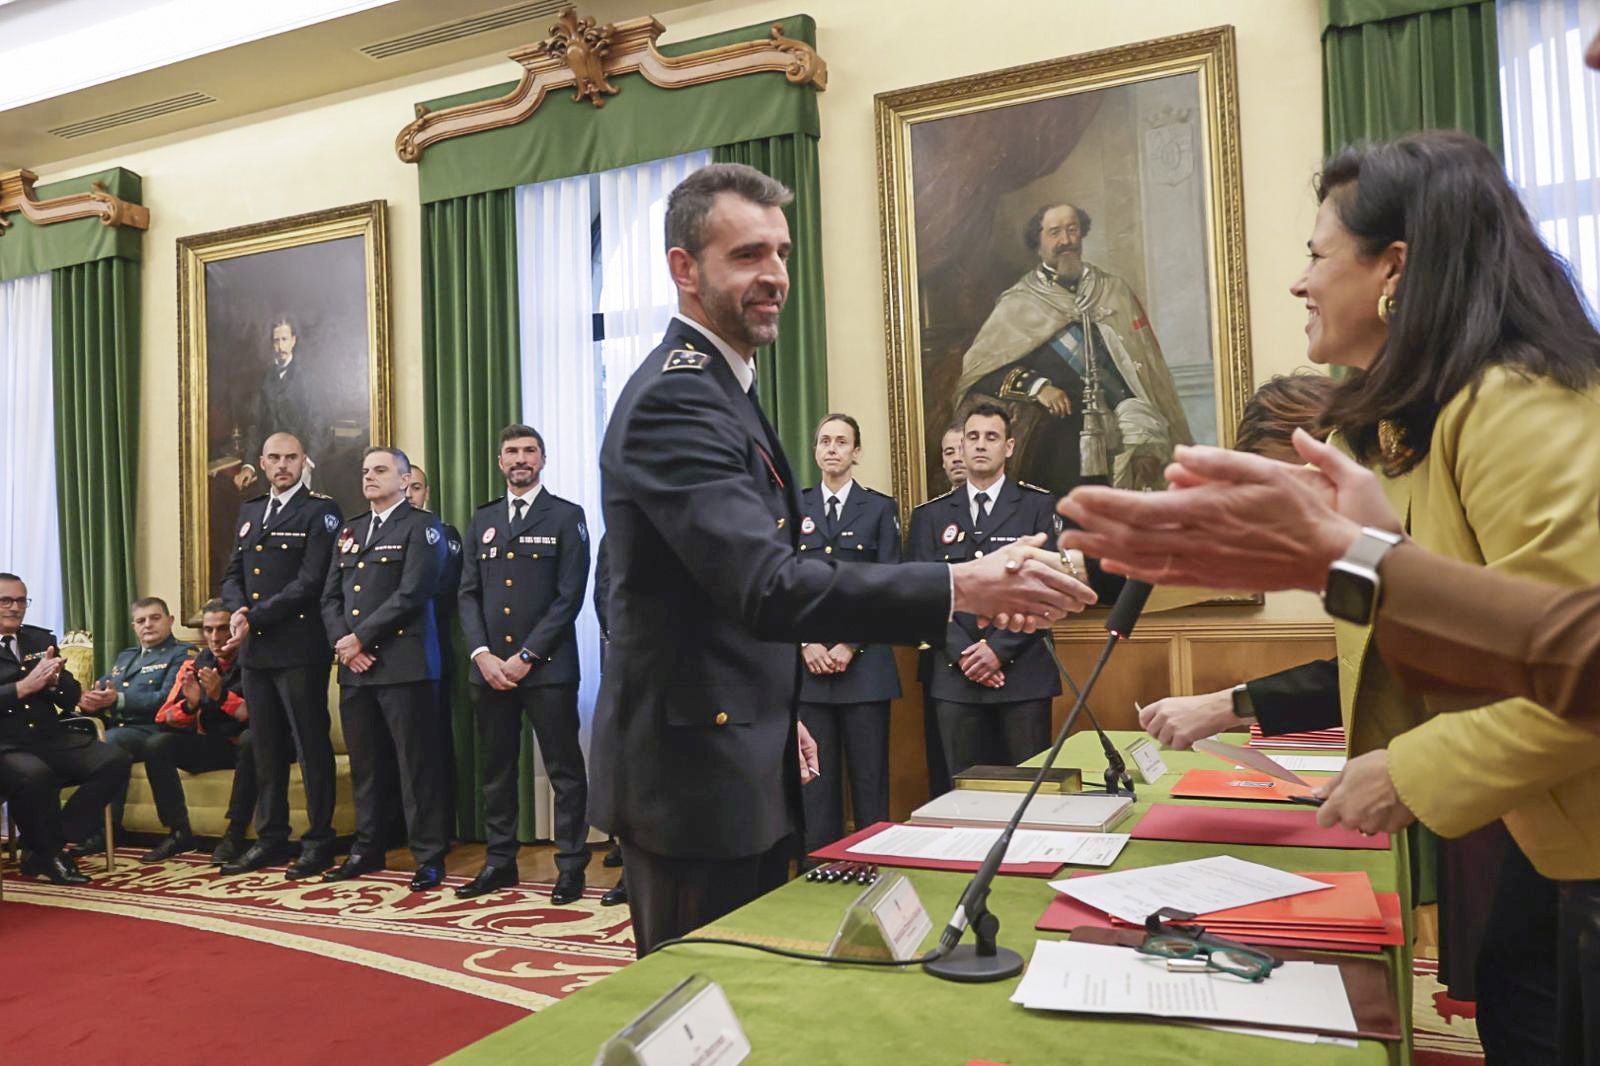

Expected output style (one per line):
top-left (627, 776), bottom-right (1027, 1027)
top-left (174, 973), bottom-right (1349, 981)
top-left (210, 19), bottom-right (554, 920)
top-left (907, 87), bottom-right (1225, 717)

top-left (445, 732), bottom-right (1409, 1065)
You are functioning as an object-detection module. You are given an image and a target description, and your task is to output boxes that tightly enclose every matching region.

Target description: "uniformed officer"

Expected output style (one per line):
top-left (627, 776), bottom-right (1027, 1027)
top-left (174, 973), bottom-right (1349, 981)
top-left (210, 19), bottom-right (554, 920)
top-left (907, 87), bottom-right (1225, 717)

top-left (796, 413), bottom-right (902, 851)
top-left (219, 431), bottom-right (343, 878)
top-left (921, 421), bottom-right (968, 799)
top-left (455, 424), bottom-right (592, 903)
top-left (910, 403), bottom-right (1079, 775)
top-left (592, 163), bottom-right (1094, 955)
top-left (592, 535), bottom-right (628, 909)
top-left (0, 572), bottom-right (130, 883)
top-left (78, 596), bottom-right (197, 860)
top-left (405, 464), bottom-right (463, 841)
top-left (320, 447), bottom-right (449, 889)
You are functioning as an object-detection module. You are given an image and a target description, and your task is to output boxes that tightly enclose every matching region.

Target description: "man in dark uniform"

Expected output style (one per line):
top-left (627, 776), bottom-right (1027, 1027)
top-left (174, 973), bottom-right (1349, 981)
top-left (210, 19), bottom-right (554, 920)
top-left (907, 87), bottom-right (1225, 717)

top-left (220, 431), bottom-right (343, 878)
top-left (320, 446), bottom-right (449, 890)
top-left (920, 422), bottom-right (968, 799)
top-left (0, 573), bottom-right (130, 883)
top-left (455, 424), bottom-right (592, 903)
top-left (909, 403), bottom-right (1106, 775)
top-left (591, 536), bottom-right (628, 908)
top-left (79, 597), bottom-right (197, 861)
top-left (405, 465), bottom-right (463, 840)
top-left (592, 163), bottom-right (1095, 955)
top-left (797, 413), bottom-right (903, 851)
top-left (153, 599), bottom-right (256, 864)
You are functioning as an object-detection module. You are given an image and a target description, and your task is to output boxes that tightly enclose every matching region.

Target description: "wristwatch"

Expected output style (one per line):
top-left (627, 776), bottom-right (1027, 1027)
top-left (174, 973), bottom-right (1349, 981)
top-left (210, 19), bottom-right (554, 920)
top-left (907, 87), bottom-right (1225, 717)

top-left (518, 649), bottom-right (536, 665)
top-left (1229, 683), bottom-right (1254, 719)
top-left (1323, 527), bottom-right (1405, 625)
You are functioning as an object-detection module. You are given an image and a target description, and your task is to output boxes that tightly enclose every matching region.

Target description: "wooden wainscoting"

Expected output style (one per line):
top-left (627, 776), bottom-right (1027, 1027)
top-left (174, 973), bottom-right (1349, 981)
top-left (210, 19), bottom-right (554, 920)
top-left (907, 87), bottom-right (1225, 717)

top-left (884, 610), bottom-right (1335, 821)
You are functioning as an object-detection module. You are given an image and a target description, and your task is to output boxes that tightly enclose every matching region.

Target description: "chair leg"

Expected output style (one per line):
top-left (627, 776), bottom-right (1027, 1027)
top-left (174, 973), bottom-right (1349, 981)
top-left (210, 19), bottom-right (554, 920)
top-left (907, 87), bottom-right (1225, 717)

top-left (102, 805), bottom-right (115, 874)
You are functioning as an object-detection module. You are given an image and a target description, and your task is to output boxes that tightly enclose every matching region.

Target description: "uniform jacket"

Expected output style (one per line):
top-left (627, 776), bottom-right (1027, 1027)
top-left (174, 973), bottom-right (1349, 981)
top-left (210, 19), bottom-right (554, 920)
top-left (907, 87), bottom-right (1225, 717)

top-left (155, 648), bottom-right (247, 741)
top-left (98, 636), bottom-right (195, 726)
top-left (1337, 367), bottom-right (1600, 881)
top-left (796, 483), bottom-right (903, 704)
top-left (590, 317), bottom-right (950, 860)
top-left (1246, 659), bottom-right (1340, 736)
top-left (908, 479), bottom-right (1063, 705)
top-left (459, 490), bottom-right (591, 688)
top-left (434, 520), bottom-right (464, 678)
top-left (321, 501), bottom-right (447, 687)
top-left (0, 625), bottom-right (85, 753)
top-left (220, 488), bottom-right (343, 670)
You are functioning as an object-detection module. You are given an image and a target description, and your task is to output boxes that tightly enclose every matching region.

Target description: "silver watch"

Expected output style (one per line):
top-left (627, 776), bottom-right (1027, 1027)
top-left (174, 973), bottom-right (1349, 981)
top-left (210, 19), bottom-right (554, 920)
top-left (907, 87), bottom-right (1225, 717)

top-left (1323, 527), bottom-right (1405, 625)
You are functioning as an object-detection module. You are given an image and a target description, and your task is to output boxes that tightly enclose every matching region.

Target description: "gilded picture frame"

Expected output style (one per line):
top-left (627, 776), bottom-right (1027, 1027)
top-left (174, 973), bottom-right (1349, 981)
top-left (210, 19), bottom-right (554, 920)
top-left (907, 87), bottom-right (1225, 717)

top-left (177, 200), bottom-right (391, 623)
top-left (875, 26), bottom-right (1252, 525)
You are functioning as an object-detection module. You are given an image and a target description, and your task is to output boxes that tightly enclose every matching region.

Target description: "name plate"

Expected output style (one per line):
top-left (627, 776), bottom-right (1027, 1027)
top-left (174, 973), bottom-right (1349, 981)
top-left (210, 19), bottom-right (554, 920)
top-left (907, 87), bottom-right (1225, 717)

top-left (1126, 737), bottom-right (1169, 785)
top-left (594, 975), bottom-right (750, 1066)
top-left (827, 872), bottom-right (931, 962)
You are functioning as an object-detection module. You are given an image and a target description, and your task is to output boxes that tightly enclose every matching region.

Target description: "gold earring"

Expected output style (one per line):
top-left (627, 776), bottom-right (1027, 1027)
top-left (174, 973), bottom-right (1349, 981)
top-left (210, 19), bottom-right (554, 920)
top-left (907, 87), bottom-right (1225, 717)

top-left (1377, 293), bottom-right (1396, 324)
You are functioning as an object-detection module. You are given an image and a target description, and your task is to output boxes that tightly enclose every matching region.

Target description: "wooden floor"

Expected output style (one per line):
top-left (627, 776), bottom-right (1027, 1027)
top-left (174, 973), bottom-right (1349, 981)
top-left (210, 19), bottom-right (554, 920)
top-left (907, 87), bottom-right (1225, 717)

top-left (382, 840), bottom-right (623, 888)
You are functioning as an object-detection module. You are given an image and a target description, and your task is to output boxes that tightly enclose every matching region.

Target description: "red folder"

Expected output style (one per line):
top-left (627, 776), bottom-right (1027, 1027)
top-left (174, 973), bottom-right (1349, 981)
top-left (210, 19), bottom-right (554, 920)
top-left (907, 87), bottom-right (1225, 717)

top-left (1131, 803), bottom-right (1391, 850)
top-left (1249, 723), bottom-right (1346, 750)
top-left (807, 821), bottom-right (1064, 878)
top-left (1170, 768), bottom-right (1315, 803)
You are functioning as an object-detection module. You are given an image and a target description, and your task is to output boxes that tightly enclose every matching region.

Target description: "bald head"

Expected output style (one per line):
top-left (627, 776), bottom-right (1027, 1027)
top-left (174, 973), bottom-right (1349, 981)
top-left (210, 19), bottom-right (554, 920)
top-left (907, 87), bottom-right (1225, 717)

top-left (261, 432), bottom-right (306, 491)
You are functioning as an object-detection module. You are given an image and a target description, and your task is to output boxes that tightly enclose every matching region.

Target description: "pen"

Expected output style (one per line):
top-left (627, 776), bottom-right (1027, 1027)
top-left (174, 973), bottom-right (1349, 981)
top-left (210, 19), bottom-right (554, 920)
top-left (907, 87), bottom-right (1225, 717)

top-left (1288, 794), bottom-right (1326, 807)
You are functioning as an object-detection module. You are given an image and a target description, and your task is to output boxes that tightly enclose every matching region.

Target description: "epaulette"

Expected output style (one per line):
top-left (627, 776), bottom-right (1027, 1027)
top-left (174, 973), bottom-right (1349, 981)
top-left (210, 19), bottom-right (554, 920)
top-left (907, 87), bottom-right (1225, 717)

top-left (245, 493), bottom-right (270, 503)
top-left (860, 485), bottom-right (890, 498)
top-left (1018, 481), bottom-right (1054, 494)
top-left (184, 646), bottom-right (200, 658)
top-left (913, 487), bottom-right (957, 508)
top-left (664, 348), bottom-right (712, 372)
top-left (309, 491), bottom-right (334, 500)
top-left (475, 497), bottom-right (504, 511)
top-left (19, 623), bottom-right (48, 637)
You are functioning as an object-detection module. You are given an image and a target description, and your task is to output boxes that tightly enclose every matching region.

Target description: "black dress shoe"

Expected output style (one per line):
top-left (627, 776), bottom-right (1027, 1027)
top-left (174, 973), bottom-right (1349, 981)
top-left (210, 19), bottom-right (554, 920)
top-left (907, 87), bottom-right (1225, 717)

top-left (600, 881), bottom-right (628, 907)
top-left (454, 863), bottom-right (517, 899)
top-left (409, 862), bottom-right (445, 891)
top-left (283, 842), bottom-right (337, 881)
top-left (220, 840), bottom-right (294, 876)
top-left (323, 854), bottom-right (383, 883)
top-left (21, 851), bottom-right (91, 885)
top-left (550, 871), bottom-right (586, 905)
top-left (603, 843), bottom-right (624, 868)
top-left (209, 827), bottom-right (248, 865)
top-left (139, 829), bottom-right (195, 864)
top-left (65, 830), bottom-right (106, 858)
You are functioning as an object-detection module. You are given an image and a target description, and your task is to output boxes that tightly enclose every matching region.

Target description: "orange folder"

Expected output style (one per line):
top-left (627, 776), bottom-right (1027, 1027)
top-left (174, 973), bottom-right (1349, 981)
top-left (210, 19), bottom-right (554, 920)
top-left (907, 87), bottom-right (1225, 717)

top-left (1170, 768), bottom-right (1315, 803)
top-left (1107, 871), bottom-right (1385, 931)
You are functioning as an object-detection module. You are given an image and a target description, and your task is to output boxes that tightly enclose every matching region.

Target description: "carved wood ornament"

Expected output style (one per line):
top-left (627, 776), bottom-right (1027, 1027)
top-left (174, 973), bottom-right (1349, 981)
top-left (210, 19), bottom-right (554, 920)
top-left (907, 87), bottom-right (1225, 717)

top-left (0, 168), bottom-right (150, 236)
top-left (396, 7), bottom-right (827, 163)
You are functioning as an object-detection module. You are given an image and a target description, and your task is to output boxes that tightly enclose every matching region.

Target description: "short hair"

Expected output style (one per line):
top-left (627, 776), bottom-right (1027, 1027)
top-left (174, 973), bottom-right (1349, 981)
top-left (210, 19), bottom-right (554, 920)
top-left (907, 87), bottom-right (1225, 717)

top-left (498, 423), bottom-right (546, 454)
top-left (131, 596), bottom-right (170, 615)
top-left (0, 572), bottom-right (20, 585)
top-left (1235, 373), bottom-right (1338, 461)
top-left (814, 412), bottom-right (862, 449)
top-left (362, 446), bottom-right (411, 474)
top-left (409, 465), bottom-right (429, 487)
top-left (963, 401), bottom-right (1013, 436)
top-left (941, 421), bottom-right (965, 439)
top-left (271, 317), bottom-right (296, 335)
top-left (1023, 203), bottom-right (1093, 253)
top-left (665, 164), bottom-right (793, 259)
top-left (200, 598), bottom-right (229, 617)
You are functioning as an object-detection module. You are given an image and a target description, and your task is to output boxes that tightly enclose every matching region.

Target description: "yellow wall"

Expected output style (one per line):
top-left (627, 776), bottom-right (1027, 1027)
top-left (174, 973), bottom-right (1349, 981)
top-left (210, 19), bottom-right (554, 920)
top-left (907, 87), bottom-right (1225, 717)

top-left (39, 0), bottom-right (1328, 625)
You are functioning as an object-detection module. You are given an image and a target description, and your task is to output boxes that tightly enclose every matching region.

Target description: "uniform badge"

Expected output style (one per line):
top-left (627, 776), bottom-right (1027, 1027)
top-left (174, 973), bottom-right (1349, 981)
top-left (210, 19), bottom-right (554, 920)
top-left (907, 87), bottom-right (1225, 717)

top-left (489, 547), bottom-right (498, 559)
top-left (239, 521), bottom-right (251, 538)
top-left (482, 526), bottom-right (496, 544)
top-left (324, 513), bottom-right (338, 532)
top-left (941, 523), bottom-right (959, 544)
top-left (426, 526), bottom-right (440, 545)
top-left (577, 521), bottom-right (588, 543)
top-left (448, 539), bottom-right (460, 555)
top-left (801, 516), bottom-right (816, 535)
top-left (664, 349), bottom-right (713, 372)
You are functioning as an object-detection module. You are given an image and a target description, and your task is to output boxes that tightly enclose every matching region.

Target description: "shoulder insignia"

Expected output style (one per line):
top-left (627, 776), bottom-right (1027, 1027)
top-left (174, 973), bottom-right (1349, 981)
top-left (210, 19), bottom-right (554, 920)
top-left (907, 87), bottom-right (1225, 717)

top-left (185, 646), bottom-right (200, 658)
top-left (245, 493), bottom-right (269, 504)
top-left (425, 526), bottom-right (441, 546)
top-left (918, 487), bottom-right (958, 506)
top-left (310, 491), bottom-right (333, 500)
top-left (323, 512), bottom-right (339, 532)
top-left (663, 349), bottom-right (712, 372)
top-left (1018, 481), bottom-right (1055, 495)
top-left (475, 498), bottom-right (503, 511)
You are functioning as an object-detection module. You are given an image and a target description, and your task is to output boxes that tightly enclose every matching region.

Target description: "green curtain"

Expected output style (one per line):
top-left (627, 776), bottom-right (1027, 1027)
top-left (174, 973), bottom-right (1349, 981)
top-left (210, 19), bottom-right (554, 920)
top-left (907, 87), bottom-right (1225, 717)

top-left (715, 135), bottom-right (829, 462)
top-left (420, 189), bottom-right (524, 840)
top-left (0, 169), bottom-right (143, 283)
top-left (1322, 0), bottom-right (1503, 156)
top-left (52, 257), bottom-right (140, 676)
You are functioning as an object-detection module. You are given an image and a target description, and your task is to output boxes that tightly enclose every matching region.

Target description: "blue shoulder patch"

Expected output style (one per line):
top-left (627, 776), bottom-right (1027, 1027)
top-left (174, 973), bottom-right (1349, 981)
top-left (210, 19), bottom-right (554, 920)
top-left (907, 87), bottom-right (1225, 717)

top-left (664, 349), bottom-right (713, 372)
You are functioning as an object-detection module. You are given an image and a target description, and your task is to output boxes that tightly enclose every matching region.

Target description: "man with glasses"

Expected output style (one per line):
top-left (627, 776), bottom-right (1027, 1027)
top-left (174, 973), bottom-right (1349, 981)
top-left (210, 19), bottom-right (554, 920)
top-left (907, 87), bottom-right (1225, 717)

top-left (0, 573), bottom-right (131, 883)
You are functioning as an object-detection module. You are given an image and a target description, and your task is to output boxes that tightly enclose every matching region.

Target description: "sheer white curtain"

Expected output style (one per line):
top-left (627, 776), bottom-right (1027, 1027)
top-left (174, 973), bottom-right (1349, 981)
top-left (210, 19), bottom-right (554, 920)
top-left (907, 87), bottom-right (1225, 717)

top-left (1499, 0), bottom-right (1600, 312)
top-left (0, 272), bottom-right (63, 636)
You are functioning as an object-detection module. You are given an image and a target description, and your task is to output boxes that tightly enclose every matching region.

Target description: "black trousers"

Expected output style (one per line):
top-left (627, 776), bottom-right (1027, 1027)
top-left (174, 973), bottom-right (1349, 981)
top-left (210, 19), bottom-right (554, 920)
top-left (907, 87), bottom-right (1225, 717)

top-left (1557, 878), bottom-right (1600, 1064)
top-left (620, 836), bottom-right (793, 957)
top-left (340, 681), bottom-right (449, 866)
top-left (923, 689), bottom-right (952, 797)
top-left (799, 700), bottom-right (889, 852)
top-left (932, 698), bottom-right (1052, 778)
top-left (242, 663), bottom-right (335, 846)
top-left (476, 683), bottom-right (589, 876)
top-left (1476, 838), bottom-right (1562, 1064)
top-left (0, 737), bottom-right (130, 854)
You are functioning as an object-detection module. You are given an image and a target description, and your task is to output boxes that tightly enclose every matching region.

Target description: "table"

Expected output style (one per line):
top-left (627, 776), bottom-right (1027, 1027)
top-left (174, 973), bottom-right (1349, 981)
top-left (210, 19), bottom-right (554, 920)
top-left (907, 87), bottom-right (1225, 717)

top-left (444, 731), bottom-right (1410, 1065)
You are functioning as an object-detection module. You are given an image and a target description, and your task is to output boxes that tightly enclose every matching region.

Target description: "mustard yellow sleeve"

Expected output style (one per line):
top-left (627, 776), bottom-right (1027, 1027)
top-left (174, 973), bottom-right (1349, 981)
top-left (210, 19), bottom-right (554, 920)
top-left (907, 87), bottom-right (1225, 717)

top-left (1387, 370), bottom-right (1600, 837)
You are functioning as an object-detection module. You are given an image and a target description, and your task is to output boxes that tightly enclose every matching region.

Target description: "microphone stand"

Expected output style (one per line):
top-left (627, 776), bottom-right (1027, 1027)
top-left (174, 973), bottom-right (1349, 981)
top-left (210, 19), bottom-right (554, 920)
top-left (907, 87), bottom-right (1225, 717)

top-left (1043, 642), bottom-right (1136, 798)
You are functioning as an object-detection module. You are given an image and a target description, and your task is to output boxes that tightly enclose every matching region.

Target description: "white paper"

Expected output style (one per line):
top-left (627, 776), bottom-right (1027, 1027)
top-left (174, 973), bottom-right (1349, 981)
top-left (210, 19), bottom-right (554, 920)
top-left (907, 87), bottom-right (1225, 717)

top-left (1048, 855), bottom-right (1331, 925)
top-left (1201, 1024), bottom-right (1360, 1047)
top-left (1011, 940), bottom-right (1358, 1035)
top-left (845, 824), bottom-right (1129, 867)
top-left (1260, 756), bottom-right (1347, 774)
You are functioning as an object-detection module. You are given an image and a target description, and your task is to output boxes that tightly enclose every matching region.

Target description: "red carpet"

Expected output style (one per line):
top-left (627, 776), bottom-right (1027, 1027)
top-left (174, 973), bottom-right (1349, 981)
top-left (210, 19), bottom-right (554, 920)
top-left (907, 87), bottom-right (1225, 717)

top-left (1412, 956), bottom-right (1484, 1064)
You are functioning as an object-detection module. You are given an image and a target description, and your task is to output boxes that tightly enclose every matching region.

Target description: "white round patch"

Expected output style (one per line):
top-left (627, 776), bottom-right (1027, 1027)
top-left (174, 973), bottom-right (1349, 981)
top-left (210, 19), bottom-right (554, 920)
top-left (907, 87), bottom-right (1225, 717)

top-left (800, 516), bottom-right (816, 535)
top-left (239, 521), bottom-right (251, 538)
top-left (482, 526), bottom-right (497, 544)
top-left (941, 523), bottom-right (959, 544)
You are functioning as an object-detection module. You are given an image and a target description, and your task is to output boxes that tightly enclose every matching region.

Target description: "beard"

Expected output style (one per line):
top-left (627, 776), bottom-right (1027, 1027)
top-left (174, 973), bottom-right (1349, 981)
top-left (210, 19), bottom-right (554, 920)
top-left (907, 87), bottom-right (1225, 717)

top-left (702, 282), bottom-right (782, 349)
top-left (1043, 249), bottom-right (1084, 285)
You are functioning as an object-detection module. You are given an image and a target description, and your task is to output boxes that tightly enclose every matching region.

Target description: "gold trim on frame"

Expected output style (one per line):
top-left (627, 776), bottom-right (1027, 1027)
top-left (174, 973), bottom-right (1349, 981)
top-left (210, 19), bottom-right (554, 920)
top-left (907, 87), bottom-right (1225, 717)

top-left (874, 26), bottom-right (1252, 522)
top-left (0, 168), bottom-right (150, 235)
top-left (176, 201), bottom-right (391, 623)
top-left (395, 8), bottom-right (826, 163)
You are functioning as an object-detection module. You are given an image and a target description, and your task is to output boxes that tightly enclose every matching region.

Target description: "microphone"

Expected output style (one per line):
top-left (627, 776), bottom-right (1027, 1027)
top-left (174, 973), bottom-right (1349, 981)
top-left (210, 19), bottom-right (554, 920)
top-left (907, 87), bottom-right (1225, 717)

top-left (924, 578), bottom-right (1155, 983)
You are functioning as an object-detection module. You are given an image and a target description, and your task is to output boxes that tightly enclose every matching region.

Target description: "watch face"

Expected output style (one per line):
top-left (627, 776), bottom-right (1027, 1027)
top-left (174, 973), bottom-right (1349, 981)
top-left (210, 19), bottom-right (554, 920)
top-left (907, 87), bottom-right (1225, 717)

top-left (1324, 566), bottom-right (1376, 624)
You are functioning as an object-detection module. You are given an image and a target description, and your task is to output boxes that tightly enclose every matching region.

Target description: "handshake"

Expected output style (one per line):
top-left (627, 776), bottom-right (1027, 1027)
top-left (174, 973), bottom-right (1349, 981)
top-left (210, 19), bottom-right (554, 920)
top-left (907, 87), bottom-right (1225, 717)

top-left (950, 534), bottom-right (1098, 631)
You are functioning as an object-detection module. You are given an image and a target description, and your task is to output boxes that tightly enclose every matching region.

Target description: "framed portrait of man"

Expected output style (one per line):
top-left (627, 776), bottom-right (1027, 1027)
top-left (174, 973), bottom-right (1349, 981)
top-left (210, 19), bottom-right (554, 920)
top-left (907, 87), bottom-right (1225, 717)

top-left (177, 200), bottom-right (391, 622)
top-left (875, 27), bottom-right (1251, 520)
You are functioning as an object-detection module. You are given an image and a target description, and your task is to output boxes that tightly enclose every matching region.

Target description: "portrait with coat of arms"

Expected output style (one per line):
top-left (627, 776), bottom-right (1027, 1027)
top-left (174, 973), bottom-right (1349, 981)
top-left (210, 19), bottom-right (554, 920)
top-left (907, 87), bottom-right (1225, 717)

top-left (875, 26), bottom-right (1252, 515)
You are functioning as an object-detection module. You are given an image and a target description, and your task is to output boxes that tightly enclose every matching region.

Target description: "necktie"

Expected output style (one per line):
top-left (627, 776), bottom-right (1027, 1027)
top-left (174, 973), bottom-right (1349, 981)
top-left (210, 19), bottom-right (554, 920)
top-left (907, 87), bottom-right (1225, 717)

top-left (974, 491), bottom-right (990, 532)
top-left (365, 515), bottom-right (383, 547)
top-left (265, 498), bottom-right (282, 528)
top-left (746, 382), bottom-right (794, 491)
top-left (513, 497), bottom-right (527, 526)
top-left (1, 635), bottom-right (15, 662)
top-left (826, 495), bottom-right (840, 534)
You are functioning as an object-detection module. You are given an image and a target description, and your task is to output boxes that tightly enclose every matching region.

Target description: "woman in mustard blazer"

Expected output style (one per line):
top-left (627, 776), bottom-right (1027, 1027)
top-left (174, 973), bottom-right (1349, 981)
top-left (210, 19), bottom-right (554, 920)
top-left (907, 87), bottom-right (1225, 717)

top-left (1291, 131), bottom-right (1600, 1064)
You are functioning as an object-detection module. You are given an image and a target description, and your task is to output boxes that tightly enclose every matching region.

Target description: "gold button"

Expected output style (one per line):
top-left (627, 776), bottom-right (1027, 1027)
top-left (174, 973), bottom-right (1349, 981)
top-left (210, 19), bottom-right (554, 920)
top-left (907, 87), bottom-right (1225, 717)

top-left (507, 551), bottom-right (515, 560)
top-left (358, 562), bottom-right (365, 569)
top-left (505, 635), bottom-right (514, 644)
top-left (251, 592), bottom-right (260, 600)
top-left (353, 585), bottom-right (361, 592)
top-left (255, 545), bottom-right (263, 552)
top-left (714, 711), bottom-right (729, 726)
top-left (777, 518), bottom-right (786, 529)
top-left (351, 609), bottom-right (361, 616)
top-left (974, 550), bottom-right (985, 557)
top-left (503, 606), bottom-right (512, 615)
top-left (397, 629), bottom-right (405, 636)
top-left (532, 553), bottom-right (540, 559)
top-left (253, 568), bottom-right (261, 575)
top-left (800, 544), bottom-right (808, 551)
top-left (505, 579), bottom-right (513, 588)
top-left (824, 546), bottom-right (832, 554)
top-left (122, 681), bottom-right (130, 688)
top-left (380, 556), bottom-right (389, 563)
top-left (297, 614), bottom-right (304, 620)
top-left (856, 544), bottom-right (864, 551)
top-left (281, 544), bottom-right (288, 550)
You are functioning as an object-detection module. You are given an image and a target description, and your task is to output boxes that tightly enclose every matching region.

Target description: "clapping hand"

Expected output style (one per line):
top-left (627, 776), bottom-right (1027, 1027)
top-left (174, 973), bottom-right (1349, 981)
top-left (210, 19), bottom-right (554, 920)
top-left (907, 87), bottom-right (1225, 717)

top-left (15, 646), bottom-right (64, 698)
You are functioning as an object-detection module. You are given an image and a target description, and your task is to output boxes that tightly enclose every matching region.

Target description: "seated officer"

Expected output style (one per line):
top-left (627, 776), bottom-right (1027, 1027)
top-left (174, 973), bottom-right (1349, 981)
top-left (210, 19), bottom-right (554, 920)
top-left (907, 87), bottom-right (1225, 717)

top-left (0, 572), bottom-right (131, 883)
top-left (77, 597), bottom-right (197, 861)
top-left (152, 599), bottom-right (258, 865)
